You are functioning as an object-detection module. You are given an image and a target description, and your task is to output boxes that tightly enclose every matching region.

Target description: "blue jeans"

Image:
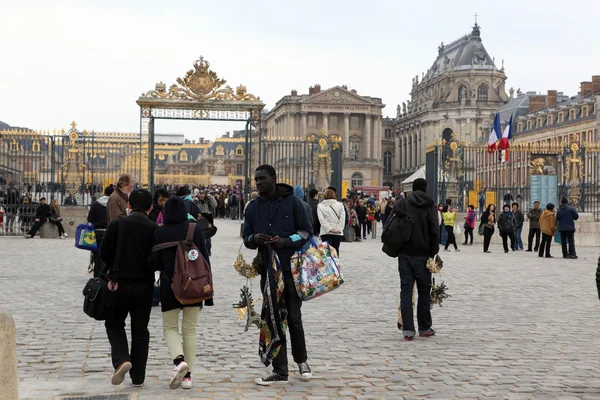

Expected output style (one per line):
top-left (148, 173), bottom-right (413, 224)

top-left (514, 227), bottom-right (523, 250)
top-left (440, 224), bottom-right (447, 245)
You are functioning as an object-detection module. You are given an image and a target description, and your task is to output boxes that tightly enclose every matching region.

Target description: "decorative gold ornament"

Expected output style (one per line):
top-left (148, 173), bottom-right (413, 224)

top-left (142, 56), bottom-right (259, 102)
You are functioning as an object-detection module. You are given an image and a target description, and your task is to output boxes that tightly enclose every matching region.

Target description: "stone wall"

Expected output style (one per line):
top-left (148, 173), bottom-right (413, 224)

top-left (59, 206), bottom-right (89, 237)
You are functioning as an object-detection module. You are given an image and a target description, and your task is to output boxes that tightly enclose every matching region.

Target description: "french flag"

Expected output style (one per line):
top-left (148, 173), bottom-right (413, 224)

top-left (498, 115), bottom-right (513, 162)
top-left (487, 112), bottom-right (502, 153)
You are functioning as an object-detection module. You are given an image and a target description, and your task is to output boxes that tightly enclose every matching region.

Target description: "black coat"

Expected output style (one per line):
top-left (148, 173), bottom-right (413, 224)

top-left (395, 191), bottom-right (440, 258)
top-left (308, 198), bottom-right (321, 236)
top-left (87, 198), bottom-right (109, 229)
top-left (35, 204), bottom-right (51, 219)
top-left (100, 211), bottom-right (157, 283)
top-left (151, 196), bottom-right (211, 312)
top-left (497, 211), bottom-right (517, 235)
top-left (356, 205), bottom-right (367, 221)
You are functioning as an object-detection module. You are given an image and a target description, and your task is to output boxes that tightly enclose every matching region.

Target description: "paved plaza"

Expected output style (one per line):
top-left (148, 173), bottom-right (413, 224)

top-left (2, 219), bottom-right (600, 399)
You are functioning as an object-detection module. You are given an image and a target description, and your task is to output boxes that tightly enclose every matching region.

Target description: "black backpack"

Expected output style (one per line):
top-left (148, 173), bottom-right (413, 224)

top-left (381, 201), bottom-right (413, 258)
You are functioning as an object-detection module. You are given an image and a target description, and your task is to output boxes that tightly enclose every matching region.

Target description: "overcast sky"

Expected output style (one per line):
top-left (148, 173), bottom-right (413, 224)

top-left (1, 0), bottom-right (599, 141)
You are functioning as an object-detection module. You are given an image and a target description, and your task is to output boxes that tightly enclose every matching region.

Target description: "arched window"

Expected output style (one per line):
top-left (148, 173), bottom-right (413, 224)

top-left (383, 151), bottom-right (392, 174)
top-left (236, 145), bottom-right (244, 156)
top-left (179, 151), bottom-right (188, 162)
top-left (457, 84), bottom-right (466, 102)
top-left (351, 173), bottom-right (363, 188)
top-left (477, 85), bottom-right (488, 102)
top-left (215, 145), bottom-right (224, 156)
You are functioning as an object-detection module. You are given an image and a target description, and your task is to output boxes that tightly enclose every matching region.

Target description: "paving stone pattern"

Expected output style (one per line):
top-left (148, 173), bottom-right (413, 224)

top-left (2, 220), bottom-right (600, 399)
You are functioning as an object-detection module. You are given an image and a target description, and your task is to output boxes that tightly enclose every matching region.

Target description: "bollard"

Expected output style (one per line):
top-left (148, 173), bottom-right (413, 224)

top-left (0, 310), bottom-right (18, 400)
top-left (371, 220), bottom-right (377, 239)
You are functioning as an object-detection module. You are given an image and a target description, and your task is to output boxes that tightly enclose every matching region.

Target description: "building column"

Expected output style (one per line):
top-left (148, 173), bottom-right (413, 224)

top-left (394, 133), bottom-right (401, 174)
top-left (343, 113), bottom-right (350, 159)
top-left (323, 112), bottom-right (329, 134)
top-left (289, 113), bottom-right (296, 139)
top-left (413, 133), bottom-right (417, 168)
top-left (301, 112), bottom-right (307, 138)
top-left (372, 115), bottom-right (379, 161)
top-left (365, 114), bottom-right (372, 160)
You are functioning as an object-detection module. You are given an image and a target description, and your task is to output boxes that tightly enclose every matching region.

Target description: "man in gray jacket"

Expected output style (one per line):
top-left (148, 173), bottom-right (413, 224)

top-left (526, 200), bottom-right (542, 252)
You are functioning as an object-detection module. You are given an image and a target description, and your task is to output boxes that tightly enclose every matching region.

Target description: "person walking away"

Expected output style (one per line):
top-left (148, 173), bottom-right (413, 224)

top-left (512, 202), bottom-right (524, 251)
top-left (49, 199), bottom-right (67, 239)
top-left (395, 178), bottom-right (439, 341)
top-left (5, 187), bottom-right (19, 233)
top-left (463, 205), bottom-right (476, 245)
top-left (107, 174), bottom-right (133, 223)
top-left (99, 189), bottom-right (157, 387)
top-left (442, 205), bottom-right (459, 252)
top-left (242, 165), bottom-right (313, 386)
top-left (149, 189), bottom-right (169, 223)
top-left (526, 201), bottom-right (542, 252)
top-left (151, 196), bottom-right (211, 390)
top-left (294, 185), bottom-right (314, 229)
top-left (24, 197), bottom-right (51, 239)
top-left (497, 204), bottom-right (517, 253)
top-left (356, 200), bottom-right (368, 240)
top-left (437, 204), bottom-right (447, 245)
top-left (556, 197), bottom-right (579, 259)
top-left (307, 189), bottom-right (321, 236)
top-left (538, 203), bottom-right (556, 258)
top-left (349, 204), bottom-right (361, 242)
top-left (478, 191), bottom-right (485, 214)
top-left (480, 204), bottom-right (496, 253)
top-left (341, 199), bottom-right (351, 242)
top-left (87, 185), bottom-right (114, 277)
top-left (229, 193), bottom-right (239, 220)
top-left (317, 188), bottom-right (345, 255)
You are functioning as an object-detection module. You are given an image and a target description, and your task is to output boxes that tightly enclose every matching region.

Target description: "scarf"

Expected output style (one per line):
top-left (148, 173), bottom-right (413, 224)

top-left (258, 248), bottom-right (287, 366)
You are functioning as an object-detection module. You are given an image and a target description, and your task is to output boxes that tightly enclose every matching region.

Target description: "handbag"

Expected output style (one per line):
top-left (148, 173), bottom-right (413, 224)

top-left (367, 215), bottom-right (375, 222)
top-left (454, 224), bottom-right (462, 235)
top-left (477, 224), bottom-right (485, 236)
top-left (75, 222), bottom-right (98, 251)
top-left (291, 237), bottom-right (344, 301)
top-left (82, 217), bottom-right (125, 321)
top-left (49, 216), bottom-right (62, 223)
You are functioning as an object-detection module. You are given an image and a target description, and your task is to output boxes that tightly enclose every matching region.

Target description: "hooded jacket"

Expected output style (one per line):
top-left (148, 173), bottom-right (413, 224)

top-left (497, 210), bottom-right (517, 235)
top-left (556, 203), bottom-right (579, 232)
top-left (243, 183), bottom-right (313, 272)
top-left (395, 190), bottom-right (440, 258)
top-left (87, 196), bottom-right (110, 230)
top-left (294, 185), bottom-right (314, 227)
top-left (317, 199), bottom-right (345, 236)
top-left (151, 196), bottom-right (211, 312)
top-left (540, 210), bottom-right (556, 236)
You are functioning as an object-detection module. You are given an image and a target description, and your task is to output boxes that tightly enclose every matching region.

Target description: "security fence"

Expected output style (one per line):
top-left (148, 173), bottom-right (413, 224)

top-left (426, 135), bottom-right (600, 219)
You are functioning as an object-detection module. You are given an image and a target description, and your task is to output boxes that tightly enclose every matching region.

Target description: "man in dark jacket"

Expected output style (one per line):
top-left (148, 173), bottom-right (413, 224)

top-left (87, 185), bottom-right (115, 276)
top-left (100, 189), bottom-right (157, 387)
top-left (395, 178), bottom-right (439, 341)
top-left (557, 197), bottom-right (579, 259)
top-left (243, 165), bottom-right (313, 386)
top-left (526, 201), bottom-right (542, 252)
top-left (307, 188), bottom-right (320, 236)
top-left (512, 202), bottom-right (524, 251)
top-left (24, 197), bottom-right (51, 238)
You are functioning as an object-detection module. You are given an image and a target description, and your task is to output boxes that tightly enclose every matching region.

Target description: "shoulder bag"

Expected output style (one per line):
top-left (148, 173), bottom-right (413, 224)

top-left (82, 217), bottom-right (125, 321)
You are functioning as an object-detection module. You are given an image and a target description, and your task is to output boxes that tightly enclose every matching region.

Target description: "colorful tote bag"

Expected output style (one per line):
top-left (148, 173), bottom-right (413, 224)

top-left (75, 223), bottom-right (98, 251)
top-left (291, 237), bottom-right (344, 301)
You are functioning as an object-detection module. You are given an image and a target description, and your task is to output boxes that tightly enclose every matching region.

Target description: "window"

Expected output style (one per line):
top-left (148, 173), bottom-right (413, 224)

top-left (583, 106), bottom-right (589, 117)
top-left (384, 128), bottom-right (391, 139)
top-left (536, 118), bottom-right (543, 128)
top-left (558, 113), bottom-right (564, 123)
top-left (477, 85), bottom-right (488, 102)
top-left (32, 141), bottom-right (40, 152)
top-left (350, 142), bottom-right (360, 161)
top-left (547, 115), bottom-right (553, 125)
top-left (10, 140), bottom-right (18, 152)
top-left (527, 120), bottom-right (532, 130)
top-left (383, 151), bottom-right (392, 174)
top-left (351, 173), bottom-right (363, 188)
top-left (308, 115), bottom-right (317, 127)
top-left (496, 86), bottom-right (501, 97)
top-left (236, 145), bottom-right (244, 156)
top-left (179, 151), bottom-right (188, 162)
top-left (457, 84), bottom-right (466, 102)
top-left (570, 109), bottom-right (576, 120)
top-left (236, 163), bottom-right (243, 175)
top-left (329, 116), bottom-right (338, 129)
top-left (517, 122), bottom-right (523, 133)
top-left (350, 116), bottom-right (360, 129)
top-left (215, 145), bottom-right (224, 156)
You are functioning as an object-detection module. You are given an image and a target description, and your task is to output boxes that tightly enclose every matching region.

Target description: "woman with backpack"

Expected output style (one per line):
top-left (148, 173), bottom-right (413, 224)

top-left (151, 196), bottom-right (212, 390)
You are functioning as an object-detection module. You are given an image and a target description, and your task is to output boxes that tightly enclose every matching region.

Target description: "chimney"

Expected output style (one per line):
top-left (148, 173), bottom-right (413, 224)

top-left (291, 89), bottom-right (297, 96)
top-left (199, 137), bottom-right (204, 144)
top-left (314, 84), bottom-right (321, 94)
top-left (308, 86), bottom-right (315, 95)
top-left (581, 81), bottom-right (593, 97)
top-left (351, 89), bottom-right (357, 94)
top-left (529, 95), bottom-right (546, 113)
top-left (547, 90), bottom-right (557, 108)
top-left (226, 132), bottom-right (230, 138)
top-left (592, 76), bottom-right (600, 95)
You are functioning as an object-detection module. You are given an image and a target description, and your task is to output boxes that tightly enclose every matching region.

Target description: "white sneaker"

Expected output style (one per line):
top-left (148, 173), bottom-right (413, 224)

top-left (169, 362), bottom-right (189, 390)
top-left (63, 233), bottom-right (68, 238)
top-left (59, 236), bottom-right (65, 239)
top-left (111, 361), bottom-right (132, 385)
top-left (181, 377), bottom-right (192, 389)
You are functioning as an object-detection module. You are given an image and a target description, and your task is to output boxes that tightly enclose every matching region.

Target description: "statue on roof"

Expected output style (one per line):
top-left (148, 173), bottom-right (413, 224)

top-left (438, 42), bottom-right (445, 54)
top-left (402, 102), bottom-right (407, 115)
top-left (509, 87), bottom-right (514, 99)
top-left (517, 88), bottom-right (522, 96)
top-left (396, 104), bottom-right (401, 119)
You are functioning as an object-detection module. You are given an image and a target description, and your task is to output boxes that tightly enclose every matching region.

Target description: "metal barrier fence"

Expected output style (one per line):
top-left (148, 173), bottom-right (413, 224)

top-left (426, 135), bottom-right (600, 219)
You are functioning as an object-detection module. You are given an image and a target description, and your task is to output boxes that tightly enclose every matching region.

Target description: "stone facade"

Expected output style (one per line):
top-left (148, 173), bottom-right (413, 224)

top-left (392, 23), bottom-right (509, 188)
top-left (263, 85), bottom-right (386, 188)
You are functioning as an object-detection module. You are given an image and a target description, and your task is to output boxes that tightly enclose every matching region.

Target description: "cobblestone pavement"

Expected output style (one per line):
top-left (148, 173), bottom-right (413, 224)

top-left (2, 219), bottom-right (600, 400)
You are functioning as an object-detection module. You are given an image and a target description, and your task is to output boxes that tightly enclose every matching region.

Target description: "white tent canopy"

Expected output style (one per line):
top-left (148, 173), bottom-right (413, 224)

top-left (402, 166), bottom-right (457, 190)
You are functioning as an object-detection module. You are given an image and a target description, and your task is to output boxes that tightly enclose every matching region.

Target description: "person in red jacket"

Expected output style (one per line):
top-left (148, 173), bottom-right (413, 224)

top-left (463, 205), bottom-right (476, 245)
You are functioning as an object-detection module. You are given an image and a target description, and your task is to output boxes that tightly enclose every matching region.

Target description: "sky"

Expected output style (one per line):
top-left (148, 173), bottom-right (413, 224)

top-left (1, 0), bottom-right (599, 141)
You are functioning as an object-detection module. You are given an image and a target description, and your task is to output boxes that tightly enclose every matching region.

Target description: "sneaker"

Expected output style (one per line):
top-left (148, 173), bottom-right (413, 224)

top-left (59, 236), bottom-right (65, 239)
top-left (169, 362), bottom-right (189, 390)
top-left (403, 335), bottom-right (414, 341)
top-left (63, 233), bottom-right (68, 238)
top-left (255, 373), bottom-right (288, 386)
top-left (298, 362), bottom-right (312, 379)
top-left (419, 328), bottom-right (436, 337)
top-left (111, 361), bottom-right (132, 386)
top-left (132, 383), bottom-right (144, 388)
top-left (181, 377), bottom-right (192, 389)
top-left (455, 249), bottom-right (460, 252)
